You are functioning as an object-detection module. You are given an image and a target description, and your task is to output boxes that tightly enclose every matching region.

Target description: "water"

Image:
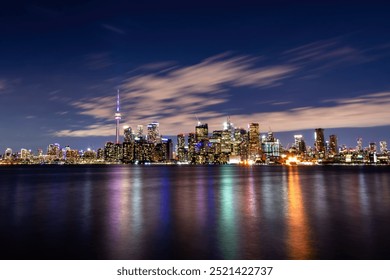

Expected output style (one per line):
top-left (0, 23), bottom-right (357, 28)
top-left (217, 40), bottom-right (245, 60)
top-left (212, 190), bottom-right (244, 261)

top-left (0, 165), bottom-right (389, 260)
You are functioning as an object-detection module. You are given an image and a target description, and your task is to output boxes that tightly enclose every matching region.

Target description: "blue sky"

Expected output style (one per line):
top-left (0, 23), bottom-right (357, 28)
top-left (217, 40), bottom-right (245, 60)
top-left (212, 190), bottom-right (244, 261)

top-left (1, 1), bottom-right (390, 151)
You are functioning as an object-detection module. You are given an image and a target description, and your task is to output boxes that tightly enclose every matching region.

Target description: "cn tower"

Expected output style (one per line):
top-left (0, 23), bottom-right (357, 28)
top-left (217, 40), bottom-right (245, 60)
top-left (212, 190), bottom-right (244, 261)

top-left (114, 89), bottom-right (122, 144)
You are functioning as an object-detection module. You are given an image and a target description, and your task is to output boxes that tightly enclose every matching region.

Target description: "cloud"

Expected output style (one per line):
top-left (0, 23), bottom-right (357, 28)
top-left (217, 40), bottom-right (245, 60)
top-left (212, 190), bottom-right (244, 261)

top-left (0, 79), bottom-right (7, 92)
top-left (54, 52), bottom-right (390, 139)
top-left (101, 24), bottom-right (126, 35)
top-left (85, 52), bottom-right (113, 70)
top-left (284, 39), bottom-right (372, 71)
top-left (55, 53), bottom-right (296, 137)
top-left (55, 91), bottom-right (390, 138)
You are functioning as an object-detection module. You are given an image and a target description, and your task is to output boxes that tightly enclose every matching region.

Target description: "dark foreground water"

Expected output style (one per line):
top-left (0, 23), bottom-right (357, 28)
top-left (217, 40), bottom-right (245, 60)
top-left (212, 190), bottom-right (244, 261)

top-left (0, 165), bottom-right (389, 260)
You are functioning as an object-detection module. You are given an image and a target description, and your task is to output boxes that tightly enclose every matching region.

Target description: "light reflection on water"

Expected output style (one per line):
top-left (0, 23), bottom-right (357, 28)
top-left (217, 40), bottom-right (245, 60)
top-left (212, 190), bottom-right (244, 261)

top-left (0, 165), bottom-right (390, 259)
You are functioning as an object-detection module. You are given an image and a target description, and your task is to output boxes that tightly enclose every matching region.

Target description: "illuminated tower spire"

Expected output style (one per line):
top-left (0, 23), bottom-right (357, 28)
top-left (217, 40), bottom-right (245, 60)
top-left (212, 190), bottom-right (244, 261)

top-left (115, 89), bottom-right (122, 144)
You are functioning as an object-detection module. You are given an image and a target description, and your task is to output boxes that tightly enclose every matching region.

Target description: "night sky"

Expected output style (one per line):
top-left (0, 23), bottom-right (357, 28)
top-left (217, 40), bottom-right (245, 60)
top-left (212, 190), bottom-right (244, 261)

top-left (1, 1), bottom-right (390, 152)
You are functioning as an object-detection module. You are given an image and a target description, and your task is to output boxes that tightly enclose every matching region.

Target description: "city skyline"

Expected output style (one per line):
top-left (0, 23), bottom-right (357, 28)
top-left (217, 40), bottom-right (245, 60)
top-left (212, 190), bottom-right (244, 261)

top-left (1, 2), bottom-right (390, 151)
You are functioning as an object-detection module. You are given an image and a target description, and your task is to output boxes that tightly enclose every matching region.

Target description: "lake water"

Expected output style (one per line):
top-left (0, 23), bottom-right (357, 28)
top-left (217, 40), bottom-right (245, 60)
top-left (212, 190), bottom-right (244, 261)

top-left (0, 165), bottom-right (389, 259)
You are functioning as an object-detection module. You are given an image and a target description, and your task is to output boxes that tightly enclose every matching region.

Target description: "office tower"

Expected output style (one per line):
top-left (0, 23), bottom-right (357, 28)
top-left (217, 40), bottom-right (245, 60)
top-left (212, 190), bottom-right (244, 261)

top-left (136, 125), bottom-right (144, 138)
top-left (356, 137), bottom-right (363, 152)
top-left (262, 131), bottom-right (280, 158)
top-left (162, 138), bottom-right (173, 161)
top-left (188, 132), bottom-right (196, 163)
top-left (329, 134), bottom-right (338, 155)
top-left (380, 141), bottom-right (388, 154)
top-left (122, 142), bottom-right (135, 163)
top-left (123, 126), bottom-right (134, 142)
top-left (114, 90), bottom-right (122, 144)
top-left (47, 143), bottom-right (61, 160)
top-left (232, 128), bottom-right (246, 156)
top-left (147, 122), bottom-right (160, 144)
top-left (104, 142), bottom-right (115, 162)
top-left (195, 122), bottom-right (208, 142)
top-left (20, 149), bottom-right (29, 160)
top-left (369, 142), bottom-right (377, 163)
top-left (4, 148), bottom-right (12, 159)
top-left (114, 143), bottom-right (123, 162)
top-left (221, 128), bottom-right (232, 154)
top-left (210, 130), bottom-right (222, 154)
top-left (96, 148), bottom-right (104, 160)
top-left (294, 134), bottom-right (306, 153)
top-left (248, 123), bottom-right (260, 160)
top-left (314, 128), bottom-right (325, 156)
top-left (177, 134), bottom-right (186, 162)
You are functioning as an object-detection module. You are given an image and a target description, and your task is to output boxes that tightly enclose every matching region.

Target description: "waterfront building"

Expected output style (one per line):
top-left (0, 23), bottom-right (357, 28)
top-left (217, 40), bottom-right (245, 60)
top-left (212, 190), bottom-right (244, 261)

top-left (248, 123), bottom-right (260, 161)
top-left (314, 128), bottom-right (325, 158)
top-left (261, 131), bottom-right (281, 159)
top-left (136, 125), bottom-right (144, 138)
top-left (356, 137), bottom-right (363, 153)
top-left (232, 128), bottom-right (246, 156)
top-left (294, 134), bottom-right (306, 154)
top-left (188, 132), bottom-right (196, 163)
top-left (195, 122), bottom-right (208, 142)
top-left (96, 148), bottom-right (104, 160)
top-left (4, 148), bottom-right (12, 159)
top-left (329, 134), bottom-right (338, 155)
top-left (47, 143), bottom-right (61, 161)
top-left (380, 141), bottom-right (388, 155)
top-left (82, 149), bottom-right (96, 163)
top-left (147, 121), bottom-right (160, 144)
top-left (122, 141), bottom-right (135, 163)
top-left (177, 134), bottom-right (186, 162)
top-left (104, 142), bottom-right (115, 162)
top-left (124, 126), bottom-right (134, 142)
top-left (20, 148), bottom-right (30, 160)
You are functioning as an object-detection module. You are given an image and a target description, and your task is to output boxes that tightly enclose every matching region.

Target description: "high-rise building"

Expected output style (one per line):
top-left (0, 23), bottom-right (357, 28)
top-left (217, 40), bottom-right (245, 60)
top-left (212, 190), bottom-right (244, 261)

top-left (47, 143), bottom-right (61, 160)
top-left (124, 126), bottom-right (134, 142)
top-left (248, 123), bottom-right (260, 160)
top-left (262, 131), bottom-right (280, 158)
top-left (177, 134), bottom-right (186, 162)
top-left (122, 142), bottom-right (135, 163)
top-left (4, 148), bottom-right (12, 159)
top-left (314, 128), bottom-right (325, 156)
top-left (147, 122), bottom-right (160, 144)
top-left (104, 142), bottom-right (115, 162)
top-left (188, 132), bottom-right (196, 163)
top-left (329, 134), bottom-right (338, 155)
top-left (114, 90), bottom-right (122, 144)
top-left (380, 141), bottom-right (388, 155)
top-left (136, 125), bottom-right (144, 138)
top-left (356, 137), bottom-right (363, 152)
top-left (294, 134), bottom-right (306, 153)
top-left (195, 123), bottom-right (208, 142)
top-left (369, 142), bottom-right (377, 153)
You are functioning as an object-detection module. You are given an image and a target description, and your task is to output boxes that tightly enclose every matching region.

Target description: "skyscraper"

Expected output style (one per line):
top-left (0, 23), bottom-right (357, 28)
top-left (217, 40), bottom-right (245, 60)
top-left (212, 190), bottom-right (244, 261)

top-left (314, 128), bottom-right (325, 156)
top-left (123, 126), bottom-right (134, 142)
top-left (147, 122), bottom-right (160, 144)
top-left (114, 90), bottom-right (122, 144)
top-left (329, 134), bottom-right (338, 155)
top-left (177, 134), bottom-right (186, 162)
top-left (195, 122), bottom-right (208, 142)
top-left (248, 123), bottom-right (260, 160)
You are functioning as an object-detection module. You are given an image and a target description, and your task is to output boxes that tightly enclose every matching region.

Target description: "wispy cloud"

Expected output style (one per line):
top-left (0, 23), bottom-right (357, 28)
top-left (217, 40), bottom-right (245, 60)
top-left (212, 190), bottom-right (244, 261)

top-left (0, 79), bottom-right (6, 92)
top-left (284, 39), bottom-right (372, 72)
top-left (85, 52), bottom-right (113, 70)
top-left (54, 51), bottom-right (390, 139)
top-left (101, 24), bottom-right (126, 35)
top-left (55, 53), bottom-right (296, 137)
